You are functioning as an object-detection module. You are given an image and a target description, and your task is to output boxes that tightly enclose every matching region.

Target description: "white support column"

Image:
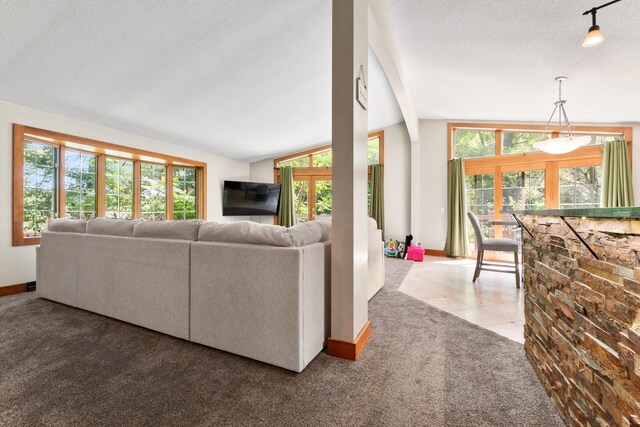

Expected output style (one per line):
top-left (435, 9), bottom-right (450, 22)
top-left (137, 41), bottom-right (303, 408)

top-left (329, 0), bottom-right (370, 351)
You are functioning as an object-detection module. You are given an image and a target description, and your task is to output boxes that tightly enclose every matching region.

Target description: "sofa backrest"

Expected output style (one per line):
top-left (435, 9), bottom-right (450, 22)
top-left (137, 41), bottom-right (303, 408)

top-left (47, 218), bottom-right (87, 233)
top-left (198, 220), bottom-right (331, 247)
top-left (87, 218), bottom-right (142, 237)
top-left (133, 219), bottom-right (204, 241)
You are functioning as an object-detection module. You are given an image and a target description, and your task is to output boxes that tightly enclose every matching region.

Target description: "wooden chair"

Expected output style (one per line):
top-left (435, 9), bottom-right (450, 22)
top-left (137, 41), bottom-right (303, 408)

top-left (467, 212), bottom-right (520, 288)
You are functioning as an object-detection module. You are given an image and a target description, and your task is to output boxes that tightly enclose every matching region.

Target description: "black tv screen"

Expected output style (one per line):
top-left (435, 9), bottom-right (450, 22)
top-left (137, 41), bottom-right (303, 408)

top-left (223, 181), bottom-right (281, 216)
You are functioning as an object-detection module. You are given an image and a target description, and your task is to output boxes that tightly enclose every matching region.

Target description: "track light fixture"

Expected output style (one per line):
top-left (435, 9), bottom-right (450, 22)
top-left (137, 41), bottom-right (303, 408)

top-left (582, 0), bottom-right (622, 47)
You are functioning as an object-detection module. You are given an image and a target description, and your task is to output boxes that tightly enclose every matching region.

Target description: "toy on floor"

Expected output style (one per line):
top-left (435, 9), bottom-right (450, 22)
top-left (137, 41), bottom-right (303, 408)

top-left (399, 234), bottom-right (413, 259)
top-left (384, 240), bottom-right (399, 258)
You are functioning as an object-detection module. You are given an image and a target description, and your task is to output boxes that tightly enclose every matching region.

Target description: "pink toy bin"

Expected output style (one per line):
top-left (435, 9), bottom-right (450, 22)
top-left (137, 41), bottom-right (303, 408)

top-left (406, 245), bottom-right (424, 262)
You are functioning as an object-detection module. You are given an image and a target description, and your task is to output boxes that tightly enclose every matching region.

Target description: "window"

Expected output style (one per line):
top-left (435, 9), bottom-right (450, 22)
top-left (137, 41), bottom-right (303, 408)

top-left (172, 167), bottom-right (197, 220)
top-left (466, 174), bottom-right (495, 248)
top-left (501, 170), bottom-right (545, 212)
top-left (13, 125), bottom-right (207, 246)
top-left (449, 123), bottom-right (632, 245)
top-left (454, 129), bottom-right (495, 158)
top-left (275, 131), bottom-right (384, 222)
top-left (23, 141), bottom-right (58, 236)
top-left (140, 164), bottom-right (167, 221)
top-left (65, 150), bottom-right (97, 220)
top-left (559, 166), bottom-right (601, 208)
top-left (105, 158), bottom-right (134, 219)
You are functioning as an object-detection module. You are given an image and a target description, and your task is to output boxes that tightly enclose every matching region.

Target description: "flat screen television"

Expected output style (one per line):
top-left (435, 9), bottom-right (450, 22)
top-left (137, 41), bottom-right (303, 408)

top-left (223, 180), bottom-right (281, 216)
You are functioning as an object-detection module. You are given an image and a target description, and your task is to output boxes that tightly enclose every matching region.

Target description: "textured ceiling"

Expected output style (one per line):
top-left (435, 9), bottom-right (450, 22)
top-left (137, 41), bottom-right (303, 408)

top-left (385, 0), bottom-right (640, 124)
top-left (0, 0), bottom-right (402, 162)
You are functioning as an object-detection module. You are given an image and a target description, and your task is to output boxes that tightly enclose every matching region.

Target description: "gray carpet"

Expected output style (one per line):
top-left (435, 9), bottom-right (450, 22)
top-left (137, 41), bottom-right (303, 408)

top-left (0, 259), bottom-right (562, 426)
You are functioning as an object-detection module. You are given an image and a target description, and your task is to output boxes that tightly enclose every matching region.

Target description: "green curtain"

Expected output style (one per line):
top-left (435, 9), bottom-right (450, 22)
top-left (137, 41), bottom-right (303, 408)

top-left (601, 138), bottom-right (635, 208)
top-left (444, 158), bottom-right (469, 257)
top-left (369, 164), bottom-right (385, 238)
top-left (277, 166), bottom-right (296, 227)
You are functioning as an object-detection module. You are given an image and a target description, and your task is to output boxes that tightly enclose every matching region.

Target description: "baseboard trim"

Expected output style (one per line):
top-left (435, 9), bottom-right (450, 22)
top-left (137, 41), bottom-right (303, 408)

top-left (0, 283), bottom-right (28, 297)
top-left (424, 249), bottom-right (447, 257)
top-left (327, 321), bottom-right (371, 361)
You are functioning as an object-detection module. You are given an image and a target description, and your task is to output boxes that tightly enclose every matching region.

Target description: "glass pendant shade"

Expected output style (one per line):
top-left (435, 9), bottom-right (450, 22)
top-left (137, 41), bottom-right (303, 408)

top-left (534, 135), bottom-right (591, 154)
top-left (582, 27), bottom-right (605, 47)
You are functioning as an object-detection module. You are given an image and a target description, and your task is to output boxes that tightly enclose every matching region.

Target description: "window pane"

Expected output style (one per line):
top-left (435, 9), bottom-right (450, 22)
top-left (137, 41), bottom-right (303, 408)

top-left (294, 180), bottom-right (309, 223)
top-left (172, 167), bottom-right (197, 220)
top-left (105, 158), bottom-right (134, 219)
top-left (315, 180), bottom-right (332, 218)
top-left (368, 137), bottom-right (381, 165)
top-left (454, 130), bottom-right (495, 158)
top-left (312, 151), bottom-right (332, 167)
top-left (502, 132), bottom-right (550, 154)
top-left (564, 133), bottom-right (620, 146)
top-left (465, 174), bottom-right (494, 250)
top-left (501, 170), bottom-right (545, 212)
top-left (559, 166), bottom-right (601, 208)
top-left (141, 164), bottom-right (166, 221)
top-left (65, 150), bottom-right (97, 220)
top-left (23, 141), bottom-right (57, 235)
top-left (279, 157), bottom-right (309, 168)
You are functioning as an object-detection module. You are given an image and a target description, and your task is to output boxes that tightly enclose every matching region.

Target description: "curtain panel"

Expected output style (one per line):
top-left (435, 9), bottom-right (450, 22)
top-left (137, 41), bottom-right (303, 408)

top-left (277, 166), bottom-right (296, 227)
top-left (444, 158), bottom-right (469, 257)
top-left (601, 139), bottom-right (635, 208)
top-left (369, 164), bottom-right (385, 238)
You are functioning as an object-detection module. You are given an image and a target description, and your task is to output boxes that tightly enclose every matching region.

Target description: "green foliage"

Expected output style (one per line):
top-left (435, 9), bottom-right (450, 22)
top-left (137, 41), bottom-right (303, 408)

top-left (559, 166), bottom-right (601, 208)
top-left (502, 170), bottom-right (545, 212)
top-left (279, 156), bottom-right (309, 168)
top-left (502, 132), bottom-right (548, 154)
top-left (23, 141), bottom-right (57, 234)
top-left (368, 137), bottom-right (380, 165)
top-left (315, 180), bottom-right (332, 217)
top-left (465, 174), bottom-right (495, 246)
top-left (141, 164), bottom-right (166, 220)
top-left (454, 130), bottom-right (495, 158)
top-left (293, 180), bottom-right (308, 223)
top-left (65, 150), bottom-right (97, 219)
top-left (173, 167), bottom-right (196, 220)
top-left (312, 151), bottom-right (332, 167)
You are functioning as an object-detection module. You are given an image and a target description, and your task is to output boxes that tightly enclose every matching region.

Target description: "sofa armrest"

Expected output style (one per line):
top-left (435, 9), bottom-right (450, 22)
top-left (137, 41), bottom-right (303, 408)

top-left (190, 241), bottom-right (329, 372)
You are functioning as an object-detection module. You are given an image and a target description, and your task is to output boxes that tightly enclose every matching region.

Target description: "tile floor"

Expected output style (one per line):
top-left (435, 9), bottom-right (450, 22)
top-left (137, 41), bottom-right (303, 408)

top-left (398, 255), bottom-right (525, 343)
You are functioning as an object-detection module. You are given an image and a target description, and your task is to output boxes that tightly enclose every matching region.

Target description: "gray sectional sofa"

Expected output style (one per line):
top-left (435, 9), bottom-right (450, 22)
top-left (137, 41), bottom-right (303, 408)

top-left (36, 217), bottom-right (383, 372)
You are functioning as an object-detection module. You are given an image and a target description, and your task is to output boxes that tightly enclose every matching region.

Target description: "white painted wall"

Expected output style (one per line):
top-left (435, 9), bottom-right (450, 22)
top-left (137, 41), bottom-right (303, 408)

top-left (248, 121), bottom-right (411, 236)
top-left (0, 100), bottom-right (249, 288)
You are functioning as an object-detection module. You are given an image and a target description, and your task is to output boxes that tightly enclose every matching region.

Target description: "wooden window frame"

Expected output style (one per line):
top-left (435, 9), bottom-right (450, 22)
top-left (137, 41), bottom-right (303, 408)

top-left (13, 124), bottom-right (207, 246)
top-left (272, 131), bottom-right (384, 223)
top-left (449, 122), bottom-right (633, 238)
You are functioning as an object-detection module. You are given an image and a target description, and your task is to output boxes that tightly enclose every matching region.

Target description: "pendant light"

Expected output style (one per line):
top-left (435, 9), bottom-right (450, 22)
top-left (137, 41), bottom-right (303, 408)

top-left (582, 0), bottom-right (622, 48)
top-left (534, 77), bottom-right (590, 155)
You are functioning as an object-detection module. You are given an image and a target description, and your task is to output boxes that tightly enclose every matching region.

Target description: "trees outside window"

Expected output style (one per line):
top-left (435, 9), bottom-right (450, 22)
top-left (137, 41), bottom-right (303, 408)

top-left (105, 158), bottom-right (134, 219)
top-left (65, 150), bottom-right (97, 220)
top-left (173, 167), bottom-right (197, 220)
top-left (23, 141), bottom-right (57, 235)
top-left (140, 164), bottom-right (166, 221)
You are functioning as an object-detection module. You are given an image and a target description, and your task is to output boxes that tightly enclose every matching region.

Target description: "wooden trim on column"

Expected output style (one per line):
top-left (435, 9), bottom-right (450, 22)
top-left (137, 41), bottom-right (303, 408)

top-left (133, 161), bottom-right (141, 218)
top-left (545, 160), bottom-right (559, 209)
top-left (327, 321), bottom-right (371, 361)
top-left (0, 283), bottom-right (28, 297)
top-left (166, 165), bottom-right (174, 220)
top-left (196, 166), bottom-right (207, 220)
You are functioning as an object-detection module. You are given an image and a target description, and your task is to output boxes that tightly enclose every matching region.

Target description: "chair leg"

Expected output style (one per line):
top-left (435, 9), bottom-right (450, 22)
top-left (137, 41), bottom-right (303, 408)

top-left (513, 250), bottom-right (520, 289)
top-left (473, 250), bottom-right (483, 282)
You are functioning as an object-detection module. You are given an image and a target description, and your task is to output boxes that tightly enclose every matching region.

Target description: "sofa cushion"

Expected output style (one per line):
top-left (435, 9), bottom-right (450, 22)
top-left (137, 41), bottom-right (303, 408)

top-left (87, 218), bottom-right (142, 237)
top-left (198, 221), bottom-right (295, 247)
top-left (288, 220), bottom-right (331, 246)
top-left (133, 220), bottom-right (204, 241)
top-left (47, 218), bottom-right (87, 233)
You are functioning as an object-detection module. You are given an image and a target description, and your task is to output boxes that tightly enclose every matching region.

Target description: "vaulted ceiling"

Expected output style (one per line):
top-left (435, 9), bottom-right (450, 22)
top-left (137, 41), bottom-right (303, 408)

top-left (0, 1), bottom-right (637, 163)
top-left (385, 0), bottom-right (640, 124)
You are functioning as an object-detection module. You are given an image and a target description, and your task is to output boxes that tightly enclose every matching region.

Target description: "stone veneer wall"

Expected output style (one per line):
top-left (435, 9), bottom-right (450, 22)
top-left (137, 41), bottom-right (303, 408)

top-left (521, 215), bottom-right (640, 426)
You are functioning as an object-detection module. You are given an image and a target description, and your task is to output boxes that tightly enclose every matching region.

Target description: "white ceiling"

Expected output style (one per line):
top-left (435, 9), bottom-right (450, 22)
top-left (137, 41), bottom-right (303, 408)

top-left (1, 1), bottom-right (637, 163)
top-left (0, 0), bottom-right (402, 162)
top-left (385, 0), bottom-right (640, 124)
